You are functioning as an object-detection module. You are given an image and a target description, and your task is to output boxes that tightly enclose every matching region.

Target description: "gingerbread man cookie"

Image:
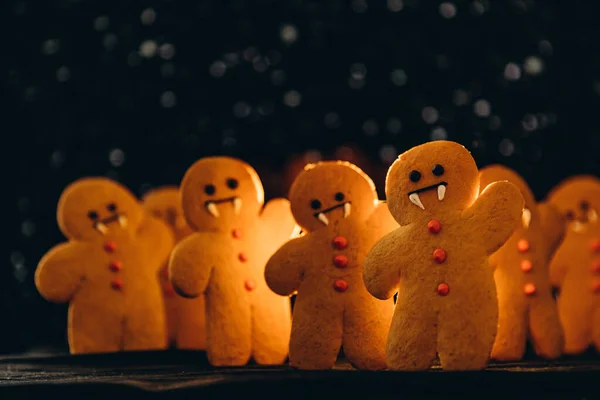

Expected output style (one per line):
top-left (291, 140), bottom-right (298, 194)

top-left (142, 186), bottom-right (206, 350)
top-left (169, 156), bottom-right (297, 366)
top-left (265, 161), bottom-right (397, 370)
top-left (480, 165), bottom-right (565, 361)
top-left (363, 141), bottom-right (523, 371)
top-left (547, 175), bottom-right (600, 354)
top-left (35, 177), bottom-right (174, 354)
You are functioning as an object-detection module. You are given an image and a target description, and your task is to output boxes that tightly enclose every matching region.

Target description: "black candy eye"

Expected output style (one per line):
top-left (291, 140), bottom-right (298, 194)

top-left (204, 184), bottom-right (216, 195)
top-left (565, 210), bottom-right (574, 220)
top-left (310, 199), bottom-right (322, 210)
top-left (581, 201), bottom-right (590, 211)
top-left (432, 164), bottom-right (445, 176)
top-left (409, 170), bottom-right (421, 183)
top-left (107, 203), bottom-right (117, 212)
top-left (226, 178), bottom-right (239, 190)
top-left (87, 210), bottom-right (99, 220)
top-left (335, 192), bottom-right (345, 202)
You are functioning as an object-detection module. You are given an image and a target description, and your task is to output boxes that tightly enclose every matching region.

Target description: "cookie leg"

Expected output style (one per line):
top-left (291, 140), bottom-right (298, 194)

top-left (175, 296), bottom-right (207, 350)
top-left (558, 296), bottom-right (592, 355)
top-left (164, 295), bottom-right (178, 348)
top-left (438, 295), bottom-right (498, 371)
top-left (289, 296), bottom-right (343, 370)
top-left (123, 302), bottom-right (168, 351)
top-left (205, 300), bottom-right (252, 366)
top-left (386, 301), bottom-right (437, 371)
top-left (68, 305), bottom-right (122, 354)
top-left (490, 300), bottom-right (527, 361)
top-left (529, 296), bottom-right (564, 359)
top-left (252, 294), bottom-right (292, 365)
top-left (342, 297), bottom-right (393, 370)
top-left (591, 307), bottom-right (600, 352)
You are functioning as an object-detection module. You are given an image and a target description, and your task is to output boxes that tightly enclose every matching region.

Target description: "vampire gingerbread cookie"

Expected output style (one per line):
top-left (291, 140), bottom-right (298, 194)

top-left (547, 175), bottom-right (600, 354)
top-left (35, 177), bottom-right (174, 354)
top-left (265, 161), bottom-right (397, 370)
top-left (142, 186), bottom-right (206, 350)
top-left (363, 141), bottom-right (523, 371)
top-left (169, 156), bottom-right (297, 366)
top-left (480, 165), bottom-right (565, 361)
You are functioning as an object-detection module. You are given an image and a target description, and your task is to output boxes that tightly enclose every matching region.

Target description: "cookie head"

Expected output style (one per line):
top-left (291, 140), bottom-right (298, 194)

top-left (548, 175), bottom-right (600, 233)
top-left (479, 165), bottom-right (537, 230)
top-left (386, 141), bottom-right (478, 225)
top-left (180, 156), bottom-right (264, 231)
top-left (57, 178), bottom-right (143, 240)
top-left (288, 161), bottom-right (378, 232)
top-left (142, 186), bottom-right (192, 239)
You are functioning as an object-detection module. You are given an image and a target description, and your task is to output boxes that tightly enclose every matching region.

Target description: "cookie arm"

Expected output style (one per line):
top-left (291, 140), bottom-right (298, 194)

top-left (168, 233), bottom-right (212, 298)
top-left (264, 238), bottom-right (305, 296)
top-left (363, 230), bottom-right (402, 300)
top-left (260, 198), bottom-right (299, 242)
top-left (538, 202), bottom-right (567, 260)
top-left (137, 214), bottom-right (175, 268)
top-left (462, 181), bottom-right (524, 255)
top-left (35, 242), bottom-right (86, 303)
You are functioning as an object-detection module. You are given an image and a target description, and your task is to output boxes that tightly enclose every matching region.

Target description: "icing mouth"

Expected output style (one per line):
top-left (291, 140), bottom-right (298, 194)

top-left (313, 202), bottom-right (352, 226)
top-left (93, 213), bottom-right (128, 234)
top-left (407, 182), bottom-right (447, 210)
top-left (204, 196), bottom-right (242, 218)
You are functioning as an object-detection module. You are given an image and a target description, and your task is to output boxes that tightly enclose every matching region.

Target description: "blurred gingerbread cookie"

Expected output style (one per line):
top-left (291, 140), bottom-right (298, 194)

top-left (480, 165), bottom-right (565, 361)
top-left (35, 178), bottom-right (174, 354)
top-left (547, 175), bottom-right (600, 354)
top-left (363, 141), bottom-right (523, 371)
top-left (169, 157), bottom-right (297, 366)
top-left (142, 186), bottom-right (206, 350)
top-left (265, 161), bottom-right (397, 370)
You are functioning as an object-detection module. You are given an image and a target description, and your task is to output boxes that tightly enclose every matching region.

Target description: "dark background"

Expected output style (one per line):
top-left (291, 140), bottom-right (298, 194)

top-left (4, 0), bottom-right (600, 354)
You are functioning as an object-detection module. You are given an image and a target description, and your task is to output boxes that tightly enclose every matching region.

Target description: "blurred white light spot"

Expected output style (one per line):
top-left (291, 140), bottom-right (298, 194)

top-left (271, 69), bottom-right (286, 85)
top-left (430, 126), bottom-right (448, 141)
top-left (280, 24), bottom-right (298, 44)
top-left (304, 150), bottom-right (322, 163)
top-left (524, 56), bottom-right (544, 75)
top-left (470, 1), bottom-right (485, 15)
top-left (21, 220), bottom-right (36, 237)
top-left (350, 63), bottom-right (367, 80)
top-left (391, 69), bottom-right (407, 86)
top-left (539, 40), bottom-right (553, 56)
top-left (11, 251), bottom-right (25, 266)
top-left (253, 57), bottom-right (268, 72)
top-left (324, 112), bottom-right (341, 129)
top-left (283, 90), bottom-right (302, 107)
top-left (489, 115), bottom-right (502, 130)
top-left (499, 138), bottom-right (515, 157)
top-left (139, 40), bottom-right (157, 58)
top-left (504, 62), bottom-right (521, 81)
top-left (243, 47), bottom-right (258, 62)
top-left (421, 106), bottom-right (439, 124)
top-left (522, 114), bottom-right (539, 132)
top-left (362, 119), bottom-right (379, 136)
top-left (439, 2), bottom-right (457, 19)
top-left (224, 52), bottom-right (240, 67)
top-left (94, 16), bottom-right (109, 31)
top-left (14, 262), bottom-right (27, 282)
top-left (387, 118), bottom-right (402, 134)
top-left (473, 99), bottom-right (491, 117)
top-left (41, 39), bottom-right (59, 55)
top-left (452, 89), bottom-right (470, 106)
top-left (351, 0), bottom-right (368, 13)
top-left (379, 145), bottom-right (398, 164)
top-left (387, 0), bottom-right (404, 12)
top-left (109, 148), bottom-right (125, 167)
top-left (233, 101), bottom-right (251, 118)
top-left (348, 77), bottom-right (365, 90)
top-left (103, 33), bottom-right (118, 49)
top-left (140, 8), bottom-right (156, 25)
top-left (56, 66), bottom-right (70, 83)
top-left (160, 91), bottom-right (177, 108)
top-left (159, 43), bottom-right (175, 60)
top-left (50, 150), bottom-right (65, 168)
top-left (222, 129), bottom-right (237, 147)
top-left (209, 61), bottom-right (226, 78)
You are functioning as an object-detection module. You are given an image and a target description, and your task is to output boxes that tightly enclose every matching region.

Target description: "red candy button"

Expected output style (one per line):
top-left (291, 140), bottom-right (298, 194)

top-left (333, 236), bottom-right (348, 250)
top-left (591, 240), bottom-right (600, 253)
top-left (244, 279), bottom-right (255, 291)
top-left (437, 283), bottom-right (449, 296)
top-left (593, 262), bottom-right (600, 274)
top-left (517, 239), bottom-right (530, 253)
top-left (104, 241), bottom-right (117, 253)
top-left (592, 281), bottom-right (600, 293)
top-left (232, 229), bottom-right (242, 239)
top-left (111, 279), bottom-right (123, 290)
top-left (428, 220), bottom-right (441, 234)
top-left (524, 283), bottom-right (536, 296)
top-left (109, 260), bottom-right (122, 272)
top-left (238, 253), bottom-right (248, 263)
top-left (333, 255), bottom-right (348, 268)
top-left (333, 279), bottom-right (348, 292)
top-left (433, 248), bottom-right (447, 264)
top-left (520, 260), bottom-right (533, 272)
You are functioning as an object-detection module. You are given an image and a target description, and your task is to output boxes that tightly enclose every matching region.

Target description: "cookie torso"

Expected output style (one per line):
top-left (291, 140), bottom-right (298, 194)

top-left (558, 232), bottom-right (600, 303)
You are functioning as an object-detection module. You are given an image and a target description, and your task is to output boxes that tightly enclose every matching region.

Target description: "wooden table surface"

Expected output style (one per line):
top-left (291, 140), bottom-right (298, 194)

top-left (0, 349), bottom-right (598, 399)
